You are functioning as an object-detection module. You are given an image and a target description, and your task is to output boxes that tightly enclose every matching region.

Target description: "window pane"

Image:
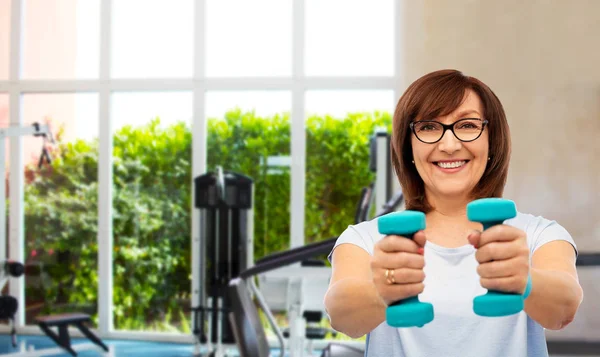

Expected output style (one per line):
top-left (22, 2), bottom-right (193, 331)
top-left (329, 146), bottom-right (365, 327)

top-left (0, 0), bottom-right (9, 80)
top-left (111, 92), bottom-right (192, 332)
top-left (304, 90), bottom-right (394, 241)
top-left (305, 0), bottom-right (394, 76)
top-left (206, 0), bottom-right (292, 77)
top-left (206, 91), bottom-right (291, 258)
top-left (112, 0), bottom-right (193, 78)
top-left (22, 93), bottom-right (99, 326)
top-left (22, 0), bottom-right (100, 79)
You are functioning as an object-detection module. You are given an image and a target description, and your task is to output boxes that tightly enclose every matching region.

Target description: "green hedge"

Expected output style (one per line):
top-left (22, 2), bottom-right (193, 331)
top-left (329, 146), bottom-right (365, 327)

top-left (23, 110), bottom-right (391, 332)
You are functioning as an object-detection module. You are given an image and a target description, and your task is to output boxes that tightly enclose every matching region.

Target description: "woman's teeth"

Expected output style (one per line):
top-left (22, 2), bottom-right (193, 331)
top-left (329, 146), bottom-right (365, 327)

top-left (437, 161), bottom-right (466, 169)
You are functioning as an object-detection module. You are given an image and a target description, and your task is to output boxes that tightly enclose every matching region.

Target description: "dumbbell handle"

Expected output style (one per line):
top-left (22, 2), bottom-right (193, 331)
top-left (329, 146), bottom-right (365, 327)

top-left (378, 211), bottom-right (433, 328)
top-left (481, 221), bottom-right (501, 231)
top-left (467, 198), bottom-right (522, 317)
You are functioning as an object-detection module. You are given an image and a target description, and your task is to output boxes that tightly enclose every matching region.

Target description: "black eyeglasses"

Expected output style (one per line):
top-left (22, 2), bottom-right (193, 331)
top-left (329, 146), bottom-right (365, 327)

top-left (409, 118), bottom-right (488, 144)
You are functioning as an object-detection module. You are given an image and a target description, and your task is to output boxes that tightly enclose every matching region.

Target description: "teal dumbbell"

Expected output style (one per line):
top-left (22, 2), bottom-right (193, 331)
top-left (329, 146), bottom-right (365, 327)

top-left (467, 198), bottom-right (520, 317)
top-left (378, 211), bottom-right (433, 328)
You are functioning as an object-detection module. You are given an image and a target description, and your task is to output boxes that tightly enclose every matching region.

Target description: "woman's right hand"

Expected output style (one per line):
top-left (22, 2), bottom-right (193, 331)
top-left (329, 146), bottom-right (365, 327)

top-left (371, 231), bottom-right (427, 305)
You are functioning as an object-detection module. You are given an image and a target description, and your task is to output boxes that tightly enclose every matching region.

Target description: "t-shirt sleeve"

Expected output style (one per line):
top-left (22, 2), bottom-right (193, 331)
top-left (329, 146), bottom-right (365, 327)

top-left (327, 223), bottom-right (375, 264)
top-left (529, 218), bottom-right (578, 258)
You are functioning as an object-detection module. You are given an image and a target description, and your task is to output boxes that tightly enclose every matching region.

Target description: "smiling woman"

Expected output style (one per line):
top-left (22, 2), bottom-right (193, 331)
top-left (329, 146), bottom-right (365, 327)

top-left (393, 71), bottom-right (511, 214)
top-left (409, 92), bottom-right (490, 209)
top-left (324, 69), bottom-right (583, 357)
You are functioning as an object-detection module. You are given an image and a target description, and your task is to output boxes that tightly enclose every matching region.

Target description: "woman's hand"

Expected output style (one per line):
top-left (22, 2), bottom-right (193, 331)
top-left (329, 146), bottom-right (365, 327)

top-left (468, 225), bottom-right (530, 294)
top-left (371, 231), bottom-right (427, 305)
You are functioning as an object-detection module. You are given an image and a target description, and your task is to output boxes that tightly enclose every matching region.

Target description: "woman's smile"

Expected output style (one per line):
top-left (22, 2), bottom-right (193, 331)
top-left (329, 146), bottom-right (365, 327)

top-left (432, 159), bottom-right (470, 173)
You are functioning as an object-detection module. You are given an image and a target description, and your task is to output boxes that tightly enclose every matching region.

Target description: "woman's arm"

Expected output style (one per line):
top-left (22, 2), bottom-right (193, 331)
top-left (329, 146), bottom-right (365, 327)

top-left (524, 240), bottom-right (583, 330)
top-left (469, 226), bottom-right (583, 330)
top-left (323, 244), bottom-right (386, 338)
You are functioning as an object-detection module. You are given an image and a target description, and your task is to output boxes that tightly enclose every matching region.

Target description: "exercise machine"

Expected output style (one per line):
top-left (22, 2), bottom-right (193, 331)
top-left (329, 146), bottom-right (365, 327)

top-left (0, 123), bottom-right (111, 356)
top-left (244, 192), bottom-right (403, 357)
top-left (0, 314), bottom-right (112, 357)
top-left (369, 127), bottom-right (396, 217)
top-left (0, 123), bottom-right (53, 342)
top-left (228, 191), bottom-right (405, 357)
top-left (357, 126), bottom-right (401, 223)
top-left (229, 239), bottom-right (363, 357)
top-left (0, 123), bottom-right (53, 266)
top-left (192, 167), bottom-right (254, 357)
top-left (0, 260), bottom-right (25, 348)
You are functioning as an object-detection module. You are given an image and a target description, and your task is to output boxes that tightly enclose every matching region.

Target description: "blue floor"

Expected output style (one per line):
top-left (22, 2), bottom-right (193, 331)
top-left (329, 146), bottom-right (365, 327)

top-left (0, 335), bottom-right (593, 357)
top-left (0, 335), bottom-right (196, 356)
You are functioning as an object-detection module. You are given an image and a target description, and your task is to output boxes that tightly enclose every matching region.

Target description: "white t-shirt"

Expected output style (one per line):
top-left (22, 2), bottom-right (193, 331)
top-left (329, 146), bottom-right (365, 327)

top-left (329, 212), bottom-right (577, 357)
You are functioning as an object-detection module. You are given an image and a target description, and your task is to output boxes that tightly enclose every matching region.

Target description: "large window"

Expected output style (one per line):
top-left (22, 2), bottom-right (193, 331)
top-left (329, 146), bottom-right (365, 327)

top-left (1, 0), bottom-right (400, 343)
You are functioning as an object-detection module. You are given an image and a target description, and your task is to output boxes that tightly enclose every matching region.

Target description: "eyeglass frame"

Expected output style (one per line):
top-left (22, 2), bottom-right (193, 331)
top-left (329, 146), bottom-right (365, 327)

top-left (409, 118), bottom-right (489, 144)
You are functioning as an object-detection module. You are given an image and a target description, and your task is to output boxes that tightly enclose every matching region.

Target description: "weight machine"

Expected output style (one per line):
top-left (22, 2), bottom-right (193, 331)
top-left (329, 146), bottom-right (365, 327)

top-left (357, 126), bottom-right (401, 223)
top-left (229, 239), bottom-right (364, 357)
top-left (0, 123), bottom-right (111, 356)
top-left (192, 167), bottom-right (254, 357)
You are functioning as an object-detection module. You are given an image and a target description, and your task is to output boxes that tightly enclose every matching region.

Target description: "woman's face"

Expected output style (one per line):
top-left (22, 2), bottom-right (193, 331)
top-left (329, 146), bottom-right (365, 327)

top-left (411, 90), bottom-right (489, 202)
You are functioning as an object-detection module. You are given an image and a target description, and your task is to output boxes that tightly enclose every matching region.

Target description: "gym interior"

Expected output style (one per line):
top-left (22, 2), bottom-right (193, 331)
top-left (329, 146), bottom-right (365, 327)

top-left (0, 1), bottom-right (598, 356)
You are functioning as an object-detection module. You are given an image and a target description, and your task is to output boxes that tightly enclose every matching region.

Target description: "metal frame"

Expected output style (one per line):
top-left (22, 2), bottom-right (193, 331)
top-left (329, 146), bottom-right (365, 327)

top-left (0, 124), bottom-right (48, 266)
top-left (374, 129), bottom-right (392, 213)
top-left (0, 0), bottom-right (403, 343)
top-left (97, 0), bottom-right (113, 336)
top-left (290, 0), bottom-right (306, 250)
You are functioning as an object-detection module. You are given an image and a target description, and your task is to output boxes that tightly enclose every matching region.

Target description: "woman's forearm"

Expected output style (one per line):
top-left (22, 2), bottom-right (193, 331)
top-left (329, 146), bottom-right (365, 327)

top-left (524, 267), bottom-right (583, 330)
top-left (324, 277), bottom-right (387, 338)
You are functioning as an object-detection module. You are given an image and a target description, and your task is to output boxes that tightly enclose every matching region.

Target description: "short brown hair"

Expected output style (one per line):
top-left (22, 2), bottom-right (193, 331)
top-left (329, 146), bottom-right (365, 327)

top-left (391, 69), bottom-right (511, 213)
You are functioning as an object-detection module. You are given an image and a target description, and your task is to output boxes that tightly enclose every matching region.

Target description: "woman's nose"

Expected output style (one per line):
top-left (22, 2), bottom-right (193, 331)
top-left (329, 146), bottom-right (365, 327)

top-left (437, 128), bottom-right (462, 154)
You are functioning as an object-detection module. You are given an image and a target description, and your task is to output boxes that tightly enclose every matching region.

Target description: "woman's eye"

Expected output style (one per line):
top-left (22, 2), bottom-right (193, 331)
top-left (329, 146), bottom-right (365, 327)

top-left (458, 121), bottom-right (480, 129)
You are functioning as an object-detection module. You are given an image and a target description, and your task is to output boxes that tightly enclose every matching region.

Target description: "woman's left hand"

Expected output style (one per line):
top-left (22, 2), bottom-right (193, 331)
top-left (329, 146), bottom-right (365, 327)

top-left (468, 225), bottom-right (530, 294)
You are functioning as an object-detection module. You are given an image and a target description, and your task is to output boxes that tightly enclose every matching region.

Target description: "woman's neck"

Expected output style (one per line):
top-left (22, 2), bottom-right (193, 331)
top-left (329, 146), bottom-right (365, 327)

top-left (425, 192), bottom-right (471, 219)
top-left (423, 191), bottom-right (483, 248)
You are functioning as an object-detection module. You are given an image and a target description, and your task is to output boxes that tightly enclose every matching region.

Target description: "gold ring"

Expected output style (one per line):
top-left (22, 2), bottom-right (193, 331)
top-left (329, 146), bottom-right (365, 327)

top-left (385, 268), bottom-right (396, 284)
